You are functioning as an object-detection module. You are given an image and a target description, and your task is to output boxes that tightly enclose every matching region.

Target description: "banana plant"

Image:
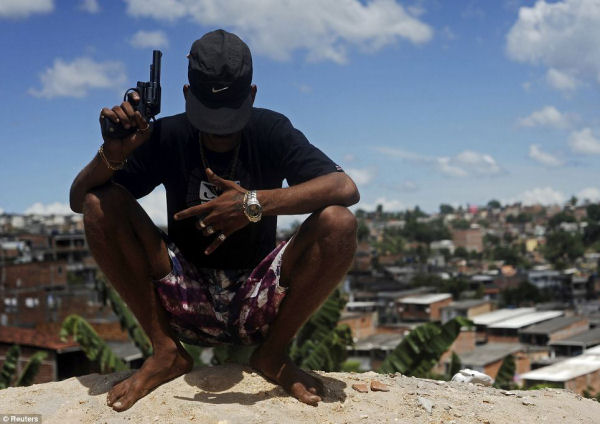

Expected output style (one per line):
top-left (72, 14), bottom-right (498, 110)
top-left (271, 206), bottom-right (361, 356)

top-left (0, 345), bottom-right (47, 389)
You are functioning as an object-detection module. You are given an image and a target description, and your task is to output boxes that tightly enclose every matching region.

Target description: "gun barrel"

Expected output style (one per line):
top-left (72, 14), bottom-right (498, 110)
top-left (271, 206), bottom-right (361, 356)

top-left (151, 50), bottom-right (162, 83)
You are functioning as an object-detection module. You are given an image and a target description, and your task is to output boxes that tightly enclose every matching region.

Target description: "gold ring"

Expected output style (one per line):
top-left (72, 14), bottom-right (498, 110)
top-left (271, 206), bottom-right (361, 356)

top-left (217, 233), bottom-right (226, 242)
top-left (206, 226), bottom-right (215, 235)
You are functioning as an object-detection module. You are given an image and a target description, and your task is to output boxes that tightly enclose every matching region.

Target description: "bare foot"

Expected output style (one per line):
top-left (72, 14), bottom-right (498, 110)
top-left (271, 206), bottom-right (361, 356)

top-left (107, 346), bottom-right (192, 412)
top-left (250, 349), bottom-right (324, 406)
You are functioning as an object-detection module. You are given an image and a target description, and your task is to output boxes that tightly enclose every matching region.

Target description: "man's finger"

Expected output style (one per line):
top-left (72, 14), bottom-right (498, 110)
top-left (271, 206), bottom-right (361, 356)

top-left (174, 203), bottom-right (212, 220)
top-left (206, 168), bottom-right (226, 188)
top-left (204, 232), bottom-right (228, 255)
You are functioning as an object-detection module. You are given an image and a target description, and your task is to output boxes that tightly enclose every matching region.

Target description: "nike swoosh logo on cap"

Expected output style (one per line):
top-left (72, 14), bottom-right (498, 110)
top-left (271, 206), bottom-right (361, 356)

top-left (211, 86), bottom-right (229, 93)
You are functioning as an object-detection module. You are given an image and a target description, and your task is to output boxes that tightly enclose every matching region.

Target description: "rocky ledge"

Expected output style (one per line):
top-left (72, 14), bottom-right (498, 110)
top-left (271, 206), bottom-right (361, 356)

top-left (0, 364), bottom-right (598, 423)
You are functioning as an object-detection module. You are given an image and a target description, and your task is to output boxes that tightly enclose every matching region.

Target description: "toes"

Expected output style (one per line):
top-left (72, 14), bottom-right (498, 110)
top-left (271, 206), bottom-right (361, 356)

top-left (107, 383), bottom-right (127, 406)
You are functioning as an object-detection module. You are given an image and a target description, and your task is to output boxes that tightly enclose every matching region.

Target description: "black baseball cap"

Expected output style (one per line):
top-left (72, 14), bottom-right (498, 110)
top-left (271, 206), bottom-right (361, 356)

top-left (186, 29), bottom-right (253, 135)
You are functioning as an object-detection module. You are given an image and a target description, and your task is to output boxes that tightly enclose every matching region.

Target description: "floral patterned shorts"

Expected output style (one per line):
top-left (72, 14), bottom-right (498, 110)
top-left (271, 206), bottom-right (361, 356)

top-left (153, 237), bottom-right (289, 346)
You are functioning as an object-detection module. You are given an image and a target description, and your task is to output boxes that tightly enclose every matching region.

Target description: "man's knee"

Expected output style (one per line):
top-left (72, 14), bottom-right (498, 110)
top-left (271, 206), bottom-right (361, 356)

top-left (314, 206), bottom-right (358, 250)
top-left (82, 184), bottom-right (129, 233)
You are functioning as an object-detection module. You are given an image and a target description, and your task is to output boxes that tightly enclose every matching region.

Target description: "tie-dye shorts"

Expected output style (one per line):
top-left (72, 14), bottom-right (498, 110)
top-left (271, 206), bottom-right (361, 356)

top-left (153, 238), bottom-right (289, 346)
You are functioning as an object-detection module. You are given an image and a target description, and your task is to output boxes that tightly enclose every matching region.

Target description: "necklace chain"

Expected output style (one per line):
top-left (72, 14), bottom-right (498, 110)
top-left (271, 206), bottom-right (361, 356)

top-left (198, 134), bottom-right (240, 181)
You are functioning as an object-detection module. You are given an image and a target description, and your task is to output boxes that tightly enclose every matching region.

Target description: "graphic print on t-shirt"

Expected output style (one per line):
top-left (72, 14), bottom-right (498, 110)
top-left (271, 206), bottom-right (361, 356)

top-left (199, 180), bottom-right (241, 203)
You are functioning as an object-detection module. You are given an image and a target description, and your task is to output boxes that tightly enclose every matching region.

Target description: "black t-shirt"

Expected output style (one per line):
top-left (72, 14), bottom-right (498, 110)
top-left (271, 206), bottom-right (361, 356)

top-left (113, 108), bottom-right (341, 269)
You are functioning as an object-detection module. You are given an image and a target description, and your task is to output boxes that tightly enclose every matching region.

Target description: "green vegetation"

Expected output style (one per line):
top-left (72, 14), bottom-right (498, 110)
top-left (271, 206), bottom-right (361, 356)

top-left (493, 354), bottom-right (516, 390)
top-left (377, 317), bottom-right (471, 376)
top-left (0, 345), bottom-right (48, 389)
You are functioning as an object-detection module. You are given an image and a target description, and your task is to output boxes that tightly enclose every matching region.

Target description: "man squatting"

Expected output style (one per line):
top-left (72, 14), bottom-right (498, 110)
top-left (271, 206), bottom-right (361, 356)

top-left (70, 29), bottom-right (359, 411)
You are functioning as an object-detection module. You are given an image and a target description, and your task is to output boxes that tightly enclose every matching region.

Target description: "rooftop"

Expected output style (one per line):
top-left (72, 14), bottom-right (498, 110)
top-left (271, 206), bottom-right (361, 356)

top-left (519, 316), bottom-right (587, 336)
top-left (521, 348), bottom-right (600, 382)
top-left (352, 333), bottom-right (404, 351)
top-left (443, 299), bottom-right (490, 311)
top-left (398, 293), bottom-right (452, 305)
top-left (549, 327), bottom-right (600, 348)
top-left (0, 326), bottom-right (79, 352)
top-left (488, 310), bottom-right (564, 329)
top-left (472, 307), bottom-right (536, 326)
top-left (457, 343), bottom-right (525, 367)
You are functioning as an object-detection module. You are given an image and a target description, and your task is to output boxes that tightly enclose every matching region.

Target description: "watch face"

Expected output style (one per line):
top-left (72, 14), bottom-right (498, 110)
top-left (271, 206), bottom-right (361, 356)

top-left (248, 203), bottom-right (262, 217)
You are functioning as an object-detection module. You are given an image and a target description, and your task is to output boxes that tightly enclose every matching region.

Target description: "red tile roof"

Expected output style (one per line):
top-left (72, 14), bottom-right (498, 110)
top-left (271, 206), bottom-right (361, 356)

top-left (0, 326), bottom-right (79, 351)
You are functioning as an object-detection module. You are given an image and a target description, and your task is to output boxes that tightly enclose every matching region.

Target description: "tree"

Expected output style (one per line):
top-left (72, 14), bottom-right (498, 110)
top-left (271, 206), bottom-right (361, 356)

top-left (357, 219), bottom-right (370, 242)
top-left (587, 204), bottom-right (600, 222)
top-left (569, 196), bottom-right (578, 207)
top-left (544, 230), bottom-right (584, 269)
top-left (487, 200), bottom-right (501, 209)
top-left (98, 275), bottom-right (152, 358)
top-left (0, 345), bottom-right (47, 389)
top-left (501, 281), bottom-right (545, 307)
top-left (448, 351), bottom-right (462, 379)
top-left (378, 317), bottom-right (471, 376)
top-left (289, 288), bottom-right (353, 372)
top-left (439, 204), bottom-right (455, 215)
top-left (493, 354), bottom-right (516, 390)
top-left (60, 314), bottom-right (128, 373)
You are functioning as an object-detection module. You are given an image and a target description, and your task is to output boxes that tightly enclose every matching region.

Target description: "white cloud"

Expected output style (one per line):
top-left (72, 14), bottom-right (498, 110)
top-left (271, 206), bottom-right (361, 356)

top-left (529, 144), bottom-right (563, 167)
top-left (517, 106), bottom-right (571, 129)
top-left (139, 188), bottom-right (168, 226)
top-left (25, 202), bottom-right (73, 215)
top-left (0, 207), bottom-right (4, 214)
top-left (375, 146), bottom-right (502, 177)
top-left (506, 0), bottom-right (600, 91)
top-left (577, 187), bottom-right (600, 203)
top-left (569, 128), bottom-right (600, 154)
top-left (123, 0), bottom-right (433, 63)
top-left (129, 30), bottom-right (169, 49)
top-left (346, 168), bottom-right (374, 185)
top-left (29, 57), bottom-right (126, 99)
top-left (0, 0), bottom-right (53, 18)
top-left (79, 0), bottom-right (99, 13)
top-left (513, 187), bottom-right (566, 206)
top-left (277, 214), bottom-right (309, 230)
top-left (546, 68), bottom-right (578, 91)
top-left (437, 150), bottom-right (501, 177)
top-left (357, 197), bottom-right (406, 212)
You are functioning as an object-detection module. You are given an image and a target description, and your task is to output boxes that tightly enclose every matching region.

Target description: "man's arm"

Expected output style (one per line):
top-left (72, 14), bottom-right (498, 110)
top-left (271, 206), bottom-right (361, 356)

top-left (70, 98), bottom-right (150, 213)
top-left (174, 169), bottom-right (359, 255)
top-left (258, 172), bottom-right (359, 216)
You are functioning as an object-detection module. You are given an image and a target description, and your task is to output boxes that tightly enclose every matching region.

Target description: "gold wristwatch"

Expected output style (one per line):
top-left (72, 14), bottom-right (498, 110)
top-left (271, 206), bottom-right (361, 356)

top-left (243, 190), bottom-right (262, 223)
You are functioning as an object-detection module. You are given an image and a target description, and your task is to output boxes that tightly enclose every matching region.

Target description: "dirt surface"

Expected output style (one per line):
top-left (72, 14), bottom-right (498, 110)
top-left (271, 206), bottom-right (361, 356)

top-left (1, 364), bottom-right (599, 423)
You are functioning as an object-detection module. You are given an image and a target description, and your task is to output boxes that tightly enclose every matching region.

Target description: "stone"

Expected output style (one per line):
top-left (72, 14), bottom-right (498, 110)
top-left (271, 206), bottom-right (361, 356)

top-left (352, 383), bottom-right (369, 393)
top-left (417, 396), bottom-right (433, 414)
top-left (370, 380), bottom-right (390, 392)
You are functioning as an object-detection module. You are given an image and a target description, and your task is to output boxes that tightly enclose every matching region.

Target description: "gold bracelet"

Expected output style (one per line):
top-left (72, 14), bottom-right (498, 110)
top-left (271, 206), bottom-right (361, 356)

top-left (98, 145), bottom-right (127, 171)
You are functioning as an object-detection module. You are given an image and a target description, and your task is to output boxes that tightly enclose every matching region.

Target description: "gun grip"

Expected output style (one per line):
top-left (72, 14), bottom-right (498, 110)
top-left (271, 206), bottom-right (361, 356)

top-left (100, 116), bottom-right (137, 139)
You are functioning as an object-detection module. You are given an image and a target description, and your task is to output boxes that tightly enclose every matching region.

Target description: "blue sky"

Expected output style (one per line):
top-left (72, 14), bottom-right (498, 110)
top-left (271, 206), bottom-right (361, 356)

top-left (1, 0), bottom-right (600, 227)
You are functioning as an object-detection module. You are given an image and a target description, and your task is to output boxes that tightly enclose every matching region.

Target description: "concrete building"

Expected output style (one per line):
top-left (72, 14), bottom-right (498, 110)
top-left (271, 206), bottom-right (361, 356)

top-left (519, 316), bottom-right (589, 347)
top-left (549, 328), bottom-right (600, 357)
top-left (441, 299), bottom-right (493, 324)
top-left (486, 310), bottom-right (564, 343)
top-left (346, 333), bottom-right (404, 371)
top-left (397, 293), bottom-right (453, 322)
top-left (522, 345), bottom-right (600, 394)
top-left (452, 227), bottom-right (483, 253)
top-left (472, 308), bottom-right (536, 343)
top-left (448, 343), bottom-right (530, 381)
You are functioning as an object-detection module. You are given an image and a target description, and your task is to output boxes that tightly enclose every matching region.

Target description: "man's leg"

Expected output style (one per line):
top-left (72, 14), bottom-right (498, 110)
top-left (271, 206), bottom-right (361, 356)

top-left (82, 183), bottom-right (192, 412)
top-left (250, 205), bottom-right (357, 406)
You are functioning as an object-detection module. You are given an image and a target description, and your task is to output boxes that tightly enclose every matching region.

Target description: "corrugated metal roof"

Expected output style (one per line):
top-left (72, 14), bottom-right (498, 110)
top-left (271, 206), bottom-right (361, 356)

top-left (521, 349), bottom-right (600, 382)
top-left (549, 327), bottom-right (600, 347)
top-left (488, 311), bottom-right (564, 329)
top-left (519, 316), bottom-right (586, 335)
top-left (472, 308), bottom-right (536, 326)
top-left (458, 343), bottom-right (525, 367)
top-left (398, 293), bottom-right (452, 305)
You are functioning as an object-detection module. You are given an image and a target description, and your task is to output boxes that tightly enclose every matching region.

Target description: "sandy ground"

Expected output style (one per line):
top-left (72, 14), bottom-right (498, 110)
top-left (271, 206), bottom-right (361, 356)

top-left (1, 364), bottom-right (599, 424)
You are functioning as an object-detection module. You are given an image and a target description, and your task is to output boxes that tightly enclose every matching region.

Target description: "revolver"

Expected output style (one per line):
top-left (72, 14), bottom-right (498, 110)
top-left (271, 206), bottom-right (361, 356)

top-left (101, 50), bottom-right (162, 138)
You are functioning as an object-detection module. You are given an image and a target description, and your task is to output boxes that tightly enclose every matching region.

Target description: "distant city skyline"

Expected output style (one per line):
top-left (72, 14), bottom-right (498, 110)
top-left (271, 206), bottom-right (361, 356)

top-left (1, 0), bottom-right (600, 228)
